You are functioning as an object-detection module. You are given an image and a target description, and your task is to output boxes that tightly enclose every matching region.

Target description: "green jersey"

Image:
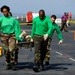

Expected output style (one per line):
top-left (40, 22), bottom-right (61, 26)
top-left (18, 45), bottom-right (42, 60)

top-left (0, 15), bottom-right (22, 41)
top-left (31, 16), bottom-right (52, 38)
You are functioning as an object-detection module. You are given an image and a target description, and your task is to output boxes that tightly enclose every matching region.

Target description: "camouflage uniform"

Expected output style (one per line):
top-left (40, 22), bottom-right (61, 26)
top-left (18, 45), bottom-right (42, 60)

top-left (44, 38), bottom-right (52, 62)
top-left (33, 35), bottom-right (49, 64)
top-left (1, 33), bottom-right (16, 65)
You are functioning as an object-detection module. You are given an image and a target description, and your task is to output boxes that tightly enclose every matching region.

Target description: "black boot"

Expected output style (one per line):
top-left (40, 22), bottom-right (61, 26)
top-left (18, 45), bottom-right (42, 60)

top-left (6, 64), bottom-right (12, 70)
top-left (11, 63), bottom-right (16, 71)
top-left (33, 63), bottom-right (40, 72)
top-left (33, 66), bottom-right (42, 72)
top-left (33, 62), bottom-right (42, 72)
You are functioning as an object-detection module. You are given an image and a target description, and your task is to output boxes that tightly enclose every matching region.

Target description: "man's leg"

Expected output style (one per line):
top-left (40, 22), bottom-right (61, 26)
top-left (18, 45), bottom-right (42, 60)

top-left (15, 46), bottom-right (19, 64)
top-left (60, 23), bottom-right (64, 31)
top-left (64, 23), bottom-right (68, 32)
top-left (44, 38), bottom-right (52, 65)
top-left (1, 35), bottom-right (11, 70)
top-left (9, 36), bottom-right (16, 70)
top-left (41, 38), bottom-right (49, 68)
top-left (33, 35), bottom-right (43, 72)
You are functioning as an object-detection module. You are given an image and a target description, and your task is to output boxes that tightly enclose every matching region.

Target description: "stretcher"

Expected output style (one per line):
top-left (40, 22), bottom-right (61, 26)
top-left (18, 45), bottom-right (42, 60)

top-left (18, 30), bottom-right (34, 51)
top-left (18, 41), bottom-right (34, 51)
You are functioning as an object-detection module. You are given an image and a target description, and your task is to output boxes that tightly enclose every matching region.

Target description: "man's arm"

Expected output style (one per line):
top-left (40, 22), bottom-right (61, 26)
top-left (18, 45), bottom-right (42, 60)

top-left (56, 24), bottom-right (63, 40)
top-left (14, 20), bottom-right (23, 41)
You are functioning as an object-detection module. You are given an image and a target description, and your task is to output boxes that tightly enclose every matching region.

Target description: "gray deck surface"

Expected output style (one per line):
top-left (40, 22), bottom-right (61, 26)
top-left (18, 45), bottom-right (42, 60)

top-left (0, 24), bottom-right (75, 75)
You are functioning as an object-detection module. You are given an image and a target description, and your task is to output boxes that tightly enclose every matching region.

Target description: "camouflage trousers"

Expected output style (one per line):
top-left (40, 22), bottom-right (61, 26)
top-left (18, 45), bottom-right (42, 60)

top-left (60, 22), bottom-right (68, 32)
top-left (44, 38), bottom-right (52, 62)
top-left (15, 44), bottom-right (19, 63)
top-left (1, 33), bottom-right (16, 64)
top-left (33, 35), bottom-right (49, 64)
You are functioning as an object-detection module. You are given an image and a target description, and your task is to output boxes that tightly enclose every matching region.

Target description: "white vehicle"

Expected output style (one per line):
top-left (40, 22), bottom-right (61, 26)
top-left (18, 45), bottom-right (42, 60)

top-left (32, 12), bottom-right (39, 19)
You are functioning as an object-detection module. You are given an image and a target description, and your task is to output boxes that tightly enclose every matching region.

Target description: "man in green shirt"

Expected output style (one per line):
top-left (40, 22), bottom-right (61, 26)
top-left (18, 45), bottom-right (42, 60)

top-left (31, 9), bottom-right (52, 72)
top-left (44, 15), bottom-right (63, 66)
top-left (0, 5), bottom-right (22, 70)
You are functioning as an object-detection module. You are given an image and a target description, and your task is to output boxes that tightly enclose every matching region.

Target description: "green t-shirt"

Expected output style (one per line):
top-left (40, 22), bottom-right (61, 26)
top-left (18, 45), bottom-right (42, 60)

top-left (0, 15), bottom-right (22, 41)
top-left (31, 16), bottom-right (52, 38)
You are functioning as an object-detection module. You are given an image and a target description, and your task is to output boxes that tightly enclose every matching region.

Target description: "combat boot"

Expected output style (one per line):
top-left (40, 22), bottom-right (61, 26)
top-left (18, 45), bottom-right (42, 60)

top-left (6, 64), bottom-right (11, 70)
top-left (33, 61), bottom-right (43, 72)
top-left (11, 63), bottom-right (16, 71)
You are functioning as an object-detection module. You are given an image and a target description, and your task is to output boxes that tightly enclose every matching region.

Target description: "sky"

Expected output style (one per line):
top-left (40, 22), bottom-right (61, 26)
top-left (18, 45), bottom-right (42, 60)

top-left (0, 0), bottom-right (75, 17)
